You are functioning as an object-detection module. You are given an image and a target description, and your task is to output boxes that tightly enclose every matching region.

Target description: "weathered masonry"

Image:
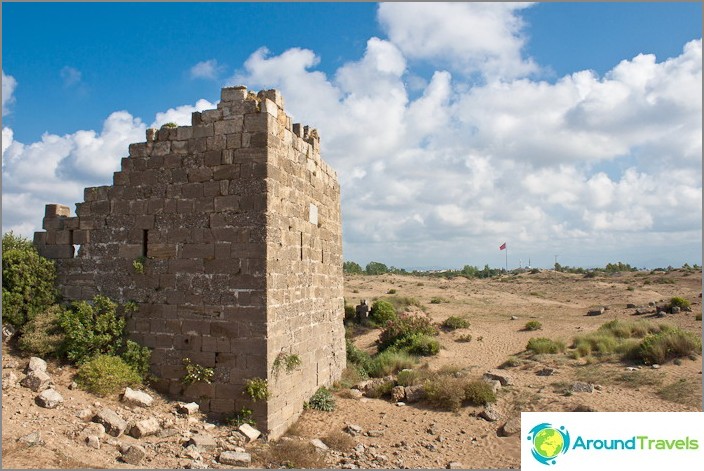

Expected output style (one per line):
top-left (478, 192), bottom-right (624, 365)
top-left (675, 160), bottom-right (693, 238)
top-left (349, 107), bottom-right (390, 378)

top-left (34, 87), bottom-right (345, 438)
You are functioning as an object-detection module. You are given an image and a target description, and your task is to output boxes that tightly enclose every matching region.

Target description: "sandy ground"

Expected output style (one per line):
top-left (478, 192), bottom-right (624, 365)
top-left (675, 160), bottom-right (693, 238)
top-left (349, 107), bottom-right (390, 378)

top-left (2, 269), bottom-right (701, 469)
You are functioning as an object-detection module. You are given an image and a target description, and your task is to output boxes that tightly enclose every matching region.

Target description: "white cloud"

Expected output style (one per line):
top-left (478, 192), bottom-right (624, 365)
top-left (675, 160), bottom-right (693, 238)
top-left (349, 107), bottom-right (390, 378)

top-left (151, 99), bottom-right (216, 128)
top-left (2, 70), bottom-right (17, 116)
top-left (190, 59), bottom-right (223, 80)
top-left (377, 2), bottom-right (538, 80)
top-left (60, 66), bottom-right (82, 87)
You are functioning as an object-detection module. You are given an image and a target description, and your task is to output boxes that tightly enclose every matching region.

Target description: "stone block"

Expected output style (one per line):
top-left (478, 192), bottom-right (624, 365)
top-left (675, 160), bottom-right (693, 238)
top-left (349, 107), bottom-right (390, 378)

top-left (26, 357), bottom-right (48, 374)
top-left (218, 451), bottom-right (251, 467)
top-left (121, 387), bottom-right (154, 408)
top-left (45, 203), bottom-right (71, 218)
top-left (72, 229), bottom-right (90, 245)
top-left (221, 86), bottom-right (248, 102)
top-left (176, 402), bottom-right (200, 415)
top-left (36, 388), bottom-right (64, 408)
top-left (238, 423), bottom-right (261, 442)
top-left (188, 433), bottom-right (217, 450)
top-left (129, 417), bottom-right (160, 438)
top-left (93, 408), bottom-right (128, 437)
top-left (121, 445), bottom-right (146, 465)
top-left (193, 124), bottom-right (214, 138)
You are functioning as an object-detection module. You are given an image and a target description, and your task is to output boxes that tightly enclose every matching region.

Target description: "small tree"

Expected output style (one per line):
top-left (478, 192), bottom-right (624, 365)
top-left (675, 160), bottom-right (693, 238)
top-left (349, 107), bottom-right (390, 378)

top-left (343, 261), bottom-right (363, 274)
top-left (365, 261), bottom-right (389, 275)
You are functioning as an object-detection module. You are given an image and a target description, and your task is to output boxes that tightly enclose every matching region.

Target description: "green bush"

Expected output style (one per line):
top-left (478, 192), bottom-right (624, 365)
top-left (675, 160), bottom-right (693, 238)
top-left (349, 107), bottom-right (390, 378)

top-left (442, 316), bottom-right (470, 330)
top-left (370, 300), bottom-right (398, 326)
top-left (18, 305), bottom-right (66, 358)
top-left (424, 376), bottom-right (465, 411)
top-left (378, 314), bottom-right (439, 352)
top-left (526, 337), bottom-right (565, 355)
top-left (182, 358), bottom-right (214, 385)
top-left (162, 122), bottom-right (178, 128)
top-left (122, 340), bottom-right (152, 379)
top-left (463, 380), bottom-right (497, 406)
top-left (59, 295), bottom-right (126, 363)
top-left (306, 387), bottom-right (335, 411)
top-left (225, 407), bottom-right (255, 427)
top-left (636, 329), bottom-right (702, 365)
top-left (346, 339), bottom-right (373, 375)
top-left (393, 333), bottom-right (440, 356)
top-left (396, 369), bottom-right (420, 386)
top-left (366, 349), bottom-right (416, 378)
top-left (669, 297), bottom-right (691, 310)
top-left (2, 232), bottom-right (57, 328)
top-left (75, 354), bottom-right (141, 396)
top-left (524, 320), bottom-right (542, 331)
top-left (244, 377), bottom-right (270, 401)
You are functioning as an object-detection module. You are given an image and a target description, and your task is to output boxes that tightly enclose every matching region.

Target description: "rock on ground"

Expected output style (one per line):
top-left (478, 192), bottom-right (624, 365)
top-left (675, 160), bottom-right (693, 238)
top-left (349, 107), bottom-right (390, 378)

top-left (176, 402), bottom-right (200, 415)
top-left (121, 445), bottom-right (146, 465)
top-left (311, 438), bottom-right (329, 451)
top-left (93, 408), bottom-right (128, 437)
top-left (85, 435), bottom-right (101, 449)
top-left (26, 357), bottom-right (47, 374)
top-left (218, 451), bottom-right (252, 466)
top-left (499, 416), bottom-right (521, 437)
top-left (2, 370), bottom-right (18, 390)
top-left (479, 404), bottom-right (501, 422)
top-left (121, 387), bottom-right (154, 408)
top-left (482, 370), bottom-right (513, 386)
top-left (36, 388), bottom-right (64, 408)
top-left (571, 382), bottom-right (594, 393)
top-left (404, 385), bottom-right (426, 403)
top-left (188, 433), bottom-right (217, 450)
top-left (129, 417), bottom-right (161, 438)
top-left (238, 423), bottom-right (261, 442)
top-left (20, 370), bottom-right (51, 392)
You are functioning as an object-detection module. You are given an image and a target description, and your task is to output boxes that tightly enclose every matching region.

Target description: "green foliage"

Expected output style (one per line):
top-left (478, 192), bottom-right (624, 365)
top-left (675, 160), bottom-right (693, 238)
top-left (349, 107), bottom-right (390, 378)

top-left (244, 377), bottom-right (270, 401)
top-left (423, 375), bottom-right (496, 411)
top-left (396, 369), bottom-right (420, 387)
top-left (456, 333), bottom-right (473, 343)
top-left (603, 262), bottom-right (637, 273)
top-left (272, 352), bottom-right (302, 376)
top-left (379, 296), bottom-right (422, 313)
top-left (392, 333), bottom-right (440, 356)
top-left (387, 288), bottom-right (397, 295)
top-left (75, 354), bottom-right (141, 396)
top-left (523, 320), bottom-right (543, 331)
top-left (378, 314), bottom-right (439, 352)
top-left (132, 256), bottom-right (146, 274)
top-left (366, 349), bottom-right (417, 378)
top-left (463, 380), bottom-right (497, 406)
top-left (162, 122), bottom-right (178, 128)
top-left (122, 340), bottom-right (152, 379)
top-left (370, 300), bottom-right (398, 326)
top-left (669, 297), bottom-right (691, 310)
top-left (2, 232), bottom-right (58, 328)
top-left (59, 295), bottom-right (126, 363)
top-left (343, 261), bottom-right (363, 274)
top-left (636, 329), bottom-right (702, 365)
top-left (18, 305), bottom-right (66, 358)
top-left (442, 316), bottom-right (470, 330)
top-left (526, 337), bottom-right (565, 355)
top-left (306, 387), bottom-right (336, 411)
top-left (225, 407), bottom-right (255, 427)
top-left (430, 296), bottom-right (449, 304)
top-left (181, 358), bottom-right (214, 385)
top-left (346, 339), bottom-right (373, 374)
top-left (365, 261), bottom-right (389, 275)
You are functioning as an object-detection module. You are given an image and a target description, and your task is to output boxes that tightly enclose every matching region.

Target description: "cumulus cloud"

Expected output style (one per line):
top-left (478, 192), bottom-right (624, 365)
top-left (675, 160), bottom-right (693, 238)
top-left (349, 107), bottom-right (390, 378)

top-left (377, 2), bottom-right (538, 80)
top-left (151, 99), bottom-right (216, 128)
top-left (60, 66), bottom-right (82, 87)
top-left (2, 70), bottom-right (17, 116)
top-left (190, 59), bottom-right (224, 80)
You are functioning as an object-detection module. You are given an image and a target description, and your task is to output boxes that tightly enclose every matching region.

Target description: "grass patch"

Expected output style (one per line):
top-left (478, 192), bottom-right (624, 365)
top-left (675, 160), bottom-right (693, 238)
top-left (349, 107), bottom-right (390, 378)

top-left (571, 320), bottom-right (674, 360)
top-left (614, 371), bottom-right (664, 387)
top-left (442, 316), bottom-right (470, 330)
top-left (499, 356), bottom-right (522, 368)
top-left (429, 296), bottom-right (450, 304)
top-left (366, 349), bottom-right (417, 377)
top-left (526, 337), bottom-right (565, 355)
top-left (378, 314), bottom-right (439, 352)
top-left (523, 320), bottom-right (542, 331)
top-left (456, 334), bottom-right (473, 343)
top-left (322, 431), bottom-right (356, 452)
top-left (75, 354), bottom-right (141, 396)
top-left (657, 379), bottom-right (701, 407)
top-left (669, 296), bottom-right (691, 310)
top-left (305, 387), bottom-right (335, 411)
top-left (380, 296), bottom-right (423, 314)
top-left (635, 329), bottom-right (702, 365)
top-left (256, 440), bottom-right (327, 469)
top-left (424, 375), bottom-right (495, 411)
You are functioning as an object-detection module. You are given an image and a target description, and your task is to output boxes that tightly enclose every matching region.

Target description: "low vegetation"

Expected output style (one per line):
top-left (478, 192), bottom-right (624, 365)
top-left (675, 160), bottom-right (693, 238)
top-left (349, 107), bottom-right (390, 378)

top-left (181, 358), bottom-right (214, 385)
top-left (526, 337), bottom-right (566, 354)
top-left (75, 354), bottom-right (142, 396)
top-left (378, 314), bottom-right (439, 352)
top-left (322, 431), bottom-right (356, 452)
top-left (423, 373), bottom-right (496, 411)
top-left (256, 440), bottom-right (326, 469)
top-left (523, 320), bottom-right (542, 331)
top-left (369, 300), bottom-right (397, 326)
top-left (636, 329), bottom-right (701, 365)
top-left (442, 316), bottom-right (470, 330)
top-left (306, 387), bottom-right (336, 411)
top-left (244, 377), bottom-right (270, 402)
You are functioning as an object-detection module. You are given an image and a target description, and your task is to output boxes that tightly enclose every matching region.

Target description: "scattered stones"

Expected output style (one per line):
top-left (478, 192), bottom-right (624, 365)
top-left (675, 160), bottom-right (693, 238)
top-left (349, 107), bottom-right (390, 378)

top-left (81, 423), bottom-right (106, 439)
top-left (238, 423), bottom-right (261, 442)
top-left (20, 370), bottom-right (51, 392)
top-left (218, 451), bottom-right (252, 466)
top-left (2, 370), bottom-right (18, 390)
top-left (129, 417), bottom-right (161, 438)
top-left (536, 368), bottom-right (555, 377)
top-left (671, 306), bottom-right (681, 314)
top-left (345, 424), bottom-right (363, 436)
top-left (17, 432), bottom-right (44, 446)
top-left (447, 462), bottom-right (465, 469)
top-left (482, 370), bottom-right (513, 386)
top-left (499, 416), bottom-right (521, 437)
top-left (587, 307), bottom-right (605, 316)
top-left (36, 388), bottom-right (64, 408)
top-left (571, 382), bottom-right (594, 393)
top-left (391, 386), bottom-right (405, 402)
top-left (366, 430), bottom-right (384, 437)
top-left (121, 445), bottom-right (147, 465)
top-left (188, 433), bottom-right (218, 450)
top-left (3, 358), bottom-right (19, 369)
top-left (404, 385), bottom-right (426, 403)
top-left (176, 402), bottom-right (200, 415)
top-left (183, 444), bottom-right (203, 461)
top-left (85, 435), bottom-right (101, 449)
top-left (121, 387), bottom-right (154, 408)
top-left (483, 379), bottom-right (501, 393)
top-left (479, 404), bottom-right (501, 422)
top-left (76, 408), bottom-right (94, 421)
top-left (310, 438), bottom-right (329, 451)
top-left (26, 357), bottom-right (48, 374)
top-left (93, 408), bottom-right (128, 437)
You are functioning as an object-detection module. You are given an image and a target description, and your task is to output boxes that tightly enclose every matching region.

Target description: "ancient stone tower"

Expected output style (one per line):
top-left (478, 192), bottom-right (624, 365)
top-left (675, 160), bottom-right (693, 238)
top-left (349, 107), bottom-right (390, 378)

top-left (33, 86), bottom-right (345, 438)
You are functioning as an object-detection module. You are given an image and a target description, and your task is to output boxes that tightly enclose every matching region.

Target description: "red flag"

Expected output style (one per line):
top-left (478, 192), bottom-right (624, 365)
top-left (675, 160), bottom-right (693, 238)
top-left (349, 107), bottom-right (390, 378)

top-left (499, 242), bottom-right (506, 251)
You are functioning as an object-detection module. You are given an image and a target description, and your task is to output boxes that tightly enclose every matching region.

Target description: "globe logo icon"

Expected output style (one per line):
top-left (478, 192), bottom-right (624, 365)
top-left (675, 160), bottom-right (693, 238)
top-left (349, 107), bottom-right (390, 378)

top-left (526, 423), bottom-right (571, 465)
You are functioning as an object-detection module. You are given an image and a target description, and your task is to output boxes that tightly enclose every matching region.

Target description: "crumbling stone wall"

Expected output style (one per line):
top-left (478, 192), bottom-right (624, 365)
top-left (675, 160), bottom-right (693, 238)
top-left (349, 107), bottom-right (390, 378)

top-left (33, 86), bottom-right (345, 438)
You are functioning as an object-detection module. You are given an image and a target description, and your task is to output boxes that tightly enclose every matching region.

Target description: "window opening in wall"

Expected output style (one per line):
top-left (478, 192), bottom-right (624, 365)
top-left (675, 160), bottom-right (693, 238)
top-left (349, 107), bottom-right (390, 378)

top-left (142, 230), bottom-right (149, 257)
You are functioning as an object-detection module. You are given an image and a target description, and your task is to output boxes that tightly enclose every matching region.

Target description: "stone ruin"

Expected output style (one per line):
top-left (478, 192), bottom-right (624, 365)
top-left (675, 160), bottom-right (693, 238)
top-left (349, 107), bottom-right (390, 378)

top-left (33, 86), bottom-right (345, 438)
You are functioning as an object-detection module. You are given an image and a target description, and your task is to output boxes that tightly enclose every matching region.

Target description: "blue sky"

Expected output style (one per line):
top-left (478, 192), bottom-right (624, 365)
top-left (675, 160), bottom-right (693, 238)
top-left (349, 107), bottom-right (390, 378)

top-left (2, 2), bottom-right (702, 270)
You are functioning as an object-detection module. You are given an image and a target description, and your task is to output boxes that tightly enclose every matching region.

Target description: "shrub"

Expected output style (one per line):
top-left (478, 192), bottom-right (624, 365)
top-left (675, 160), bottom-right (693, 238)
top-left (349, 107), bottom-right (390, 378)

top-left (430, 296), bottom-right (449, 304)
top-left (59, 295), bottom-right (126, 363)
top-left (669, 297), bottom-right (691, 310)
top-left (370, 300), bottom-right (398, 326)
top-left (257, 440), bottom-right (326, 469)
top-left (273, 352), bottom-right (302, 376)
top-left (636, 329), bottom-right (702, 365)
top-left (524, 320), bottom-right (542, 331)
top-left (378, 314), bottom-right (439, 352)
top-left (396, 369), bottom-right (421, 386)
top-left (598, 319), bottom-right (666, 339)
top-left (122, 340), bottom-right (151, 379)
top-left (424, 376), bottom-right (466, 411)
top-left (366, 349), bottom-right (416, 378)
top-left (244, 377), bottom-right (270, 401)
top-left (442, 316), bottom-right (470, 330)
top-left (322, 431), bottom-right (356, 452)
top-left (2, 232), bottom-right (57, 328)
top-left (181, 358), bottom-right (214, 385)
top-left (336, 366), bottom-right (368, 388)
top-left (225, 407), bottom-right (255, 427)
top-left (394, 333), bottom-right (440, 356)
top-left (387, 289), bottom-right (397, 295)
top-left (381, 296), bottom-right (423, 313)
top-left (75, 354), bottom-right (141, 396)
top-left (162, 122), bottom-right (178, 128)
top-left (132, 256), bottom-right (146, 274)
top-left (346, 339), bottom-right (373, 375)
top-left (306, 387), bottom-right (335, 411)
top-left (17, 305), bottom-right (66, 358)
top-left (456, 334), bottom-right (473, 343)
top-left (526, 337), bottom-right (565, 355)
top-left (463, 380), bottom-right (497, 406)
